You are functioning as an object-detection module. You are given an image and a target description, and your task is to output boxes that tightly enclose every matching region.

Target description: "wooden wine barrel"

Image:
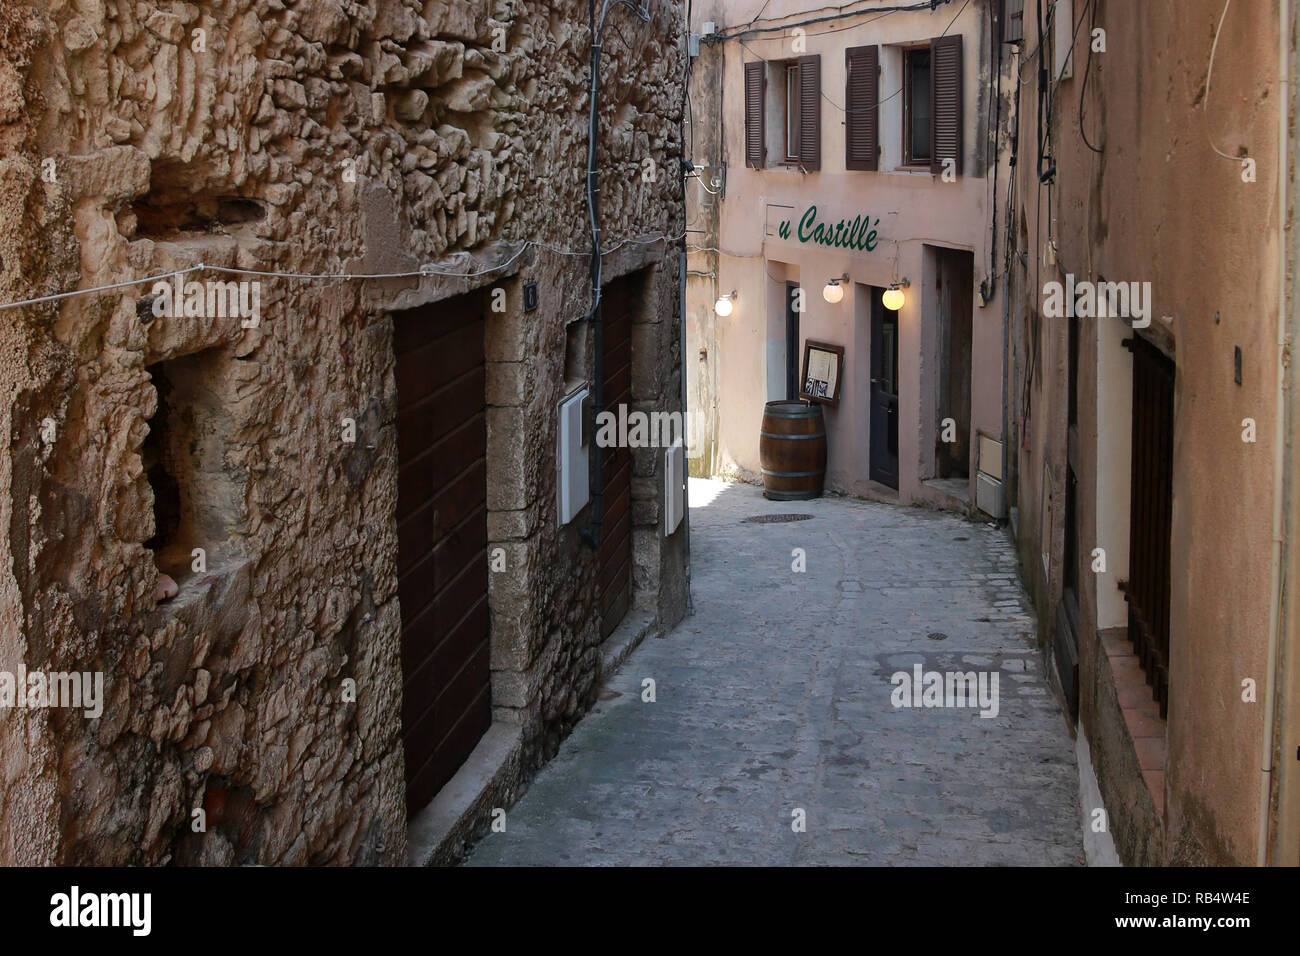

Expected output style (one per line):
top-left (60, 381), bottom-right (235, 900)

top-left (759, 401), bottom-right (827, 500)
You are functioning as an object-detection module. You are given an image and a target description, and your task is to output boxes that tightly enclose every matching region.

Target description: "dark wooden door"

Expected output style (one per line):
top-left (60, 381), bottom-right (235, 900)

top-left (785, 283), bottom-right (801, 400)
top-left (869, 287), bottom-right (900, 489)
top-left (936, 247), bottom-right (973, 479)
top-left (598, 277), bottom-right (633, 639)
top-left (1123, 335), bottom-right (1175, 717)
top-left (394, 301), bottom-right (491, 816)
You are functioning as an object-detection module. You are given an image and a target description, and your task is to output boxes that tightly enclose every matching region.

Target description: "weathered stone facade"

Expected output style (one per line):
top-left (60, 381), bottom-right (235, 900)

top-left (1003, 0), bottom-right (1294, 865)
top-left (0, 0), bottom-right (687, 865)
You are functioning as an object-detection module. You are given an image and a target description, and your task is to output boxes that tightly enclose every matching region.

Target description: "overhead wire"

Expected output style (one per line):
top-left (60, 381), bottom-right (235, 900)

top-left (1204, 0), bottom-right (1241, 162)
top-left (1077, 0), bottom-right (1102, 153)
top-left (0, 231), bottom-right (687, 313)
top-left (707, 0), bottom-right (952, 43)
top-left (735, 0), bottom-right (971, 118)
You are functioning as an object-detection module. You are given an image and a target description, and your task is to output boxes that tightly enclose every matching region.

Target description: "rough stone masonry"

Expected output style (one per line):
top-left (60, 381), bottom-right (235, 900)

top-left (0, 0), bottom-right (687, 864)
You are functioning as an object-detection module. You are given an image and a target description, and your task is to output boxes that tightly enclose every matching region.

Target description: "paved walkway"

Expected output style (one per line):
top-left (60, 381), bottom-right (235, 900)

top-left (466, 479), bottom-right (1083, 866)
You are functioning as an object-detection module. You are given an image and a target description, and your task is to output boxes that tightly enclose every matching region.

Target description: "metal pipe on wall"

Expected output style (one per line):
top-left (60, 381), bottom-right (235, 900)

top-left (1259, 0), bottom-right (1290, 866)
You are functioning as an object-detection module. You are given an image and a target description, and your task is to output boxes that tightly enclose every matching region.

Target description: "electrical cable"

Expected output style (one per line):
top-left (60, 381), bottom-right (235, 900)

top-left (581, 0), bottom-right (653, 552)
top-left (688, 170), bottom-right (722, 195)
top-left (1204, 0), bottom-right (1241, 161)
top-left (707, 0), bottom-right (951, 44)
top-left (0, 231), bottom-right (687, 312)
top-left (985, 0), bottom-right (1002, 296)
top-left (0, 266), bottom-right (204, 312)
top-left (1077, 0), bottom-right (1102, 153)
top-left (739, 0), bottom-right (970, 118)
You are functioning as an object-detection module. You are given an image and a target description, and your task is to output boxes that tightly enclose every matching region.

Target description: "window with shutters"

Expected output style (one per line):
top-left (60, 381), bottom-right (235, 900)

top-left (744, 56), bottom-right (819, 171)
top-left (892, 36), bottom-right (962, 175)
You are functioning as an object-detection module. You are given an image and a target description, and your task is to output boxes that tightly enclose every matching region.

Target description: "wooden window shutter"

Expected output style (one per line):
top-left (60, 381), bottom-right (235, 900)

top-left (797, 54), bottom-right (820, 171)
top-left (745, 61), bottom-right (765, 169)
top-left (1004, 0), bottom-right (1025, 43)
top-left (930, 34), bottom-right (963, 176)
top-left (844, 45), bottom-right (879, 171)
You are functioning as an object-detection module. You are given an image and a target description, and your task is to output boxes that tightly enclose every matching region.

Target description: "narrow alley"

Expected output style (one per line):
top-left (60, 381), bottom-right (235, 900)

top-left (467, 479), bottom-right (1082, 865)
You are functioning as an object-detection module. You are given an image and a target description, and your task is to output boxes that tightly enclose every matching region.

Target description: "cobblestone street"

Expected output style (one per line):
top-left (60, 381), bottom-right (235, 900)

top-left (467, 479), bottom-right (1084, 866)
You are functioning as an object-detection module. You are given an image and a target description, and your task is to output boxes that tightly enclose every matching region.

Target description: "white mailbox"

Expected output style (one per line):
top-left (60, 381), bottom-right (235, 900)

top-left (557, 386), bottom-right (590, 525)
top-left (664, 439), bottom-right (684, 536)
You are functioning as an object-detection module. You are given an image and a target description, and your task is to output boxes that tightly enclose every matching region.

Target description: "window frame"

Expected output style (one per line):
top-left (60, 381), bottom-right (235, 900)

top-left (784, 61), bottom-right (802, 163)
top-left (901, 45), bottom-right (933, 168)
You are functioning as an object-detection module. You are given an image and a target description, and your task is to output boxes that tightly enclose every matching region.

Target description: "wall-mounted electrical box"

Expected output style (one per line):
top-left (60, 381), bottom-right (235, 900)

top-left (1054, 0), bottom-right (1074, 80)
top-left (558, 386), bottom-right (590, 525)
top-left (975, 432), bottom-right (1005, 520)
top-left (664, 439), bottom-right (684, 535)
top-left (976, 473), bottom-right (1005, 520)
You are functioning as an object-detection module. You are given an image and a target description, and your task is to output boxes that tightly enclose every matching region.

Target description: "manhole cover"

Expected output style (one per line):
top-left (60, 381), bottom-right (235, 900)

top-left (743, 514), bottom-right (814, 524)
top-left (927, 631), bottom-right (949, 641)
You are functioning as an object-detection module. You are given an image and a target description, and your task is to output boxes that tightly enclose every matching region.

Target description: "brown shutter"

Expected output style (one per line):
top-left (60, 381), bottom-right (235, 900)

top-left (1004, 0), bottom-right (1025, 43)
top-left (797, 54), bottom-right (820, 172)
top-left (745, 61), bottom-right (765, 169)
top-left (930, 34), bottom-right (963, 176)
top-left (844, 45), bottom-right (879, 171)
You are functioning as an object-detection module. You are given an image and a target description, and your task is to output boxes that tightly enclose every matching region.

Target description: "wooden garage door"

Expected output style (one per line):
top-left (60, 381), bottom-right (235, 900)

top-left (394, 301), bottom-right (491, 816)
top-left (598, 276), bottom-right (634, 639)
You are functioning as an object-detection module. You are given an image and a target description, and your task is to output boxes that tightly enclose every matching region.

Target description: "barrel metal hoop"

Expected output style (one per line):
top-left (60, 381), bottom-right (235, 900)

top-left (761, 468), bottom-right (825, 478)
top-left (760, 431), bottom-right (826, 440)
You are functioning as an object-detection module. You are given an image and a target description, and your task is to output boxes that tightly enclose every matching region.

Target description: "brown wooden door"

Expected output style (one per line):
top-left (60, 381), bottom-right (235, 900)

top-left (598, 277), bottom-right (633, 639)
top-left (393, 301), bottom-right (491, 815)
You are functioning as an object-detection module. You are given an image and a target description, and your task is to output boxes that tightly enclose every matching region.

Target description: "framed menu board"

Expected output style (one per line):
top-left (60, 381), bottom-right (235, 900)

top-left (800, 339), bottom-right (845, 407)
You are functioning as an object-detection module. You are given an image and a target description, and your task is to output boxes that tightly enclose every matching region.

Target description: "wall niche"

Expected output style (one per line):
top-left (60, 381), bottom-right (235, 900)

top-left (142, 346), bottom-right (244, 599)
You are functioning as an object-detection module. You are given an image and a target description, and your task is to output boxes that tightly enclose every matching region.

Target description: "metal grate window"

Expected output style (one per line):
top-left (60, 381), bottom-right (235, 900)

top-left (1121, 335), bottom-right (1175, 717)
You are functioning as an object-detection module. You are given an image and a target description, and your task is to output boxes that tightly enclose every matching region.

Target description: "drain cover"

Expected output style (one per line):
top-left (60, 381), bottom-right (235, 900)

top-left (743, 514), bottom-right (815, 524)
top-left (927, 631), bottom-right (949, 641)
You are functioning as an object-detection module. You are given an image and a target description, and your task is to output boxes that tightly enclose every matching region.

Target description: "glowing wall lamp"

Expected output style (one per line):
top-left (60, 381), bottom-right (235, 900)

top-left (714, 290), bottom-right (737, 316)
top-left (882, 278), bottom-right (910, 312)
top-left (822, 274), bottom-right (850, 304)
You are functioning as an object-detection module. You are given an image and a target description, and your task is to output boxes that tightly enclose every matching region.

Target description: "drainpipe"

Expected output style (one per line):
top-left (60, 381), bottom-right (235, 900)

top-left (1258, 0), bottom-right (1290, 867)
top-left (680, 235), bottom-right (694, 613)
top-left (581, 0), bottom-right (605, 550)
top-left (581, 0), bottom-right (649, 551)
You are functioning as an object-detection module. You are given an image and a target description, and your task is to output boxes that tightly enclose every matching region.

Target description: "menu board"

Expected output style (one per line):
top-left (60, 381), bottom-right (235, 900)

top-left (800, 340), bottom-right (846, 407)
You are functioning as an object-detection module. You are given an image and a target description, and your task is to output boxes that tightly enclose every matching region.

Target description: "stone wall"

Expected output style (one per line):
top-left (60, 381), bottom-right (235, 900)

top-left (0, 0), bottom-right (686, 865)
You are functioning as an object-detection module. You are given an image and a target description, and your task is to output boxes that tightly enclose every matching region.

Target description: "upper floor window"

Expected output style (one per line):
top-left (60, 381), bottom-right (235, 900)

top-left (784, 62), bottom-right (802, 162)
top-left (745, 55), bottom-right (821, 171)
top-left (903, 48), bottom-right (932, 165)
top-left (747, 35), bottom-right (964, 177)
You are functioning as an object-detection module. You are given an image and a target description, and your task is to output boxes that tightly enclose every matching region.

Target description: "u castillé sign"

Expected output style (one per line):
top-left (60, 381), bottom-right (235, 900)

top-left (771, 203), bottom-right (882, 252)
